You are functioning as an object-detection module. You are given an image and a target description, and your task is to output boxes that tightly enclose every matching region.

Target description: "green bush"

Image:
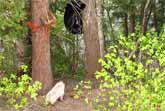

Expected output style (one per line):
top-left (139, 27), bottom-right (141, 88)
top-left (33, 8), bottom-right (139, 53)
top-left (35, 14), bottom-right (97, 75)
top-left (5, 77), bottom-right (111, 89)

top-left (0, 0), bottom-right (28, 72)
top-left (73, 80), bottom-right (92, 99)
top-left (0, 65), bottom-right (42, 109)
top-left (95, 31), bottom-right (165, 111)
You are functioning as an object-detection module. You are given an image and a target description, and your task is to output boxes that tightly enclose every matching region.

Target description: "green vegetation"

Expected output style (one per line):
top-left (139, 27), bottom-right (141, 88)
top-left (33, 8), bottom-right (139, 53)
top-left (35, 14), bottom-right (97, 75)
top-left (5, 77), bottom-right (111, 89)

top-left (0, 0), bottom-right (165, 110)
top-left (0, 0), bottom-right (27, 72)
top-left (94, 30), bottom-right (165, 111)
top-left (73, 29), bottom-right (165, 111)
top-left (0, 65), bottom-right (41, 109)
top-left (73, 80), bottom-right (92, 99)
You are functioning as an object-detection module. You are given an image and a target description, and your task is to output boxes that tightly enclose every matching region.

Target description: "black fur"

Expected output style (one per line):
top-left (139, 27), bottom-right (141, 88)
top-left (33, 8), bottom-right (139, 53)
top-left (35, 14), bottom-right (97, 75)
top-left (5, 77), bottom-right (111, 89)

top-left (64, 0), bottom-right (86, 34)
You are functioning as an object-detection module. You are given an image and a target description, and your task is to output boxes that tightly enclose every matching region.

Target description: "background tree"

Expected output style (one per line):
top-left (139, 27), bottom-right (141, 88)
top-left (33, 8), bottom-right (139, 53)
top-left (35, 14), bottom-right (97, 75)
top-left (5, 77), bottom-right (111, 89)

top-left (0, 0), bottom-right (165, 95)
top-left (142, 0), bottom-right (153, 34)
top-left (83, 0), bottom-right (102, 78)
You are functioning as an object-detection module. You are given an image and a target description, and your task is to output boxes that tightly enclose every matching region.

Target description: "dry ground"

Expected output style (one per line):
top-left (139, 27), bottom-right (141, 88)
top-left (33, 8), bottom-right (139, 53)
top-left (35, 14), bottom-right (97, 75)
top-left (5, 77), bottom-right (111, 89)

top-left (0, 78), bottom-right (99, 111)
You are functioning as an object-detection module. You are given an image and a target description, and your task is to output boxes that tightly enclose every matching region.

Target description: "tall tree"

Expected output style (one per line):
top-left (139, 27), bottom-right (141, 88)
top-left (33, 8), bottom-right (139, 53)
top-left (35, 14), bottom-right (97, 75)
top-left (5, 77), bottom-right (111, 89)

top-left (153, 0), bottom-right (159, 33)
top-left (124, 13), bottom-right (128, 36)
top-left (129, 0), bottom-right (136, 33)
top-left (142, 0), bottom-right (152, 34)
top-left (96, 0), bottom-right (105, 58)
top-left (31, 0), bottom-right (53, 94)
top-left (129, 12), bottom-right (135, 33)
top-left (83, 0), bottom-right (102, 78)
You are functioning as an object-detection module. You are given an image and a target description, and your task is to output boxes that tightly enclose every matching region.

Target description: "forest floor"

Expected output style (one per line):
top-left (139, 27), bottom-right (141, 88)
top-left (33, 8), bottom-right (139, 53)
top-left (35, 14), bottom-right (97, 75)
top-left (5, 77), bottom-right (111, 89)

top-left (0, 77), bottom-right (99, 111)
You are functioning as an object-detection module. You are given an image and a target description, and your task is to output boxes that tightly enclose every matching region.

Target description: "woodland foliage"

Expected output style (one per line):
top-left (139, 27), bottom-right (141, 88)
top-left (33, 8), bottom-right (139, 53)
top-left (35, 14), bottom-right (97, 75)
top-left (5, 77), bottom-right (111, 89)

top-left (94, 29), bottom-right (165, 111)
top-left (0, 0), bottom-right (165, 110)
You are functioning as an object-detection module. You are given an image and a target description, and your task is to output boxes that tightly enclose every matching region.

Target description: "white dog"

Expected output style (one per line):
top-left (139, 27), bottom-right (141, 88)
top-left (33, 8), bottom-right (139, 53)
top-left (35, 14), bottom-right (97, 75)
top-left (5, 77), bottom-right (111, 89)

top-left (46, 81), bottom-right (65, 105)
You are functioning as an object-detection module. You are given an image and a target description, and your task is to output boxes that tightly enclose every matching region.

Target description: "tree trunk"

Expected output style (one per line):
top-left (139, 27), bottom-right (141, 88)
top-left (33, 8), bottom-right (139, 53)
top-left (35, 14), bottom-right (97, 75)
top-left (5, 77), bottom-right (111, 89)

top-left (83, 0), bottom-right (101, 78)
top-left (124, 13), bottom-right (128, 37)
top-left (142, 0), bottom-right (152, 34)
top-left (140, 0), bottom-right (146, 25)
top-left (106, 8), bottom-right (116, 42)
top-left (160, 0), bottom-right (165, 28)
top-left (129, 13), bottom-right (135, 33)
top-left (96, 0), bottom-right (105, 58)
top-left (153, 1), bottom-right (159, 33)
top-left (31, 0), bottom-right (53, 94)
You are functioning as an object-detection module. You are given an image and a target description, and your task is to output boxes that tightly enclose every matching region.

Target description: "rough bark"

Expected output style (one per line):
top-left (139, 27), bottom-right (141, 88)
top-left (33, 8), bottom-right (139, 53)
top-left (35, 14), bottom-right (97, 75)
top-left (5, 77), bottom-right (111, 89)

top-left (83, 0), bottom-right (101, 78)
top-left (31, 0), bottom-right (53, 94)
top-left (96, 0), bottom-right (105, 58)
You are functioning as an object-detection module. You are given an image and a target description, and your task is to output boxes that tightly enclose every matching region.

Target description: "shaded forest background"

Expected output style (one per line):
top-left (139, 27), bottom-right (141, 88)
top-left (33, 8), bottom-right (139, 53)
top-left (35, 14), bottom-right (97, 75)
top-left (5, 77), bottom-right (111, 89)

top-left (0, 0), bottom-right (165, 110)
top-left (0, 0), bottom-right (164, 78)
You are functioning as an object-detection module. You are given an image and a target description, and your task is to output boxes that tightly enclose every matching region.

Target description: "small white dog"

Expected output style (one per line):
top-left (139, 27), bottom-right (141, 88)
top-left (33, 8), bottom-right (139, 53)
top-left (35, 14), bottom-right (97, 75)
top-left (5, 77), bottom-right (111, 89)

top-left (46, 81), bottom-right (65, 105)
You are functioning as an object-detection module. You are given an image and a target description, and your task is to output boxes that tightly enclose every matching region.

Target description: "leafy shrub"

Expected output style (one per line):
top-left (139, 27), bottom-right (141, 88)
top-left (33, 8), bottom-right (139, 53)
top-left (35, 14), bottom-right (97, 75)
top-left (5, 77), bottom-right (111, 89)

top-left (0, 0), bottom-right (28, 72)
top-left (73, 80), bottom-right (92, 99)
top-left (0, 65), bottom-right (42, 109)
top-left (95, 31), bottom-right (165, 111)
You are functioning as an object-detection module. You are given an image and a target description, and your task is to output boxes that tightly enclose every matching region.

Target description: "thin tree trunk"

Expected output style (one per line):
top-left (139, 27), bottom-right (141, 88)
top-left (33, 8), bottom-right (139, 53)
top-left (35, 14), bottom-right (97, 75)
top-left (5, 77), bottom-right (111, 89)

top-left (124, 13), bottom-right (128, 37)
top-left (140, 0), bottom-right (146, 25)
top-left (142, 0), bottom-right (152, 34)
top-left (106, 8), bottom-right (116, 42)
top-left (83, 0), bottom-right (101, 78)
top-left (72, 37), bottom-right (78, 74)
top-left (130, 13), bottom-right (135, 33)
top-left (31, 0), bottom-right (53, 94)
top-left (153, 1), bottom-right (159, 33)
top-left (159, 0), bottom-right (165, 31)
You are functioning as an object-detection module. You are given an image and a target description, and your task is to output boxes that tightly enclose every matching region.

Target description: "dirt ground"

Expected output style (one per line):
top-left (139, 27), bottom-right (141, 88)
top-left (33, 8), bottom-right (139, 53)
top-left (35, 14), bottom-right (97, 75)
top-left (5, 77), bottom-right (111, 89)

top-left (0, 78), bottom-right (98, 111)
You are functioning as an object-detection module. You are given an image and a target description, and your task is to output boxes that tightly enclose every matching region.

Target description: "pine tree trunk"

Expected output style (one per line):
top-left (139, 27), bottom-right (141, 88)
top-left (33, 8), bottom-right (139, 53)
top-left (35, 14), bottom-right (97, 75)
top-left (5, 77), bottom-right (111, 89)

top-left (83, 0), bottom-right (101, 78)
top-left (31, 0), bottom-right (53, 94)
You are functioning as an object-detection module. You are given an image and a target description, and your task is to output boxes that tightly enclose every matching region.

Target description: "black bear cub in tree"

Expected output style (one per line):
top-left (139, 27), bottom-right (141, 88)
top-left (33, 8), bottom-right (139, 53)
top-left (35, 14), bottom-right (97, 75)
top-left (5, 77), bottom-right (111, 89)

top-left (64, 0), bottom-right (86, 34)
